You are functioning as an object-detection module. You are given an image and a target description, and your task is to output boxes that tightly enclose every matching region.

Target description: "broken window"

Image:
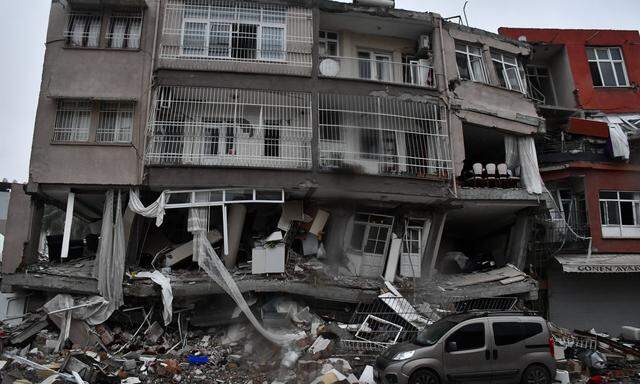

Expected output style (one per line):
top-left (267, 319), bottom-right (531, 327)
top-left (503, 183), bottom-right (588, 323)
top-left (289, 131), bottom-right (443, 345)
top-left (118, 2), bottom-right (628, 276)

top-left (350, 213), bottom-right (394, 256)
top-left (65, 13), bottom-right (101, 48)
top-left (526, 65), bottom-right (556, 105)
top-left (319, 31), bottom-right (338, 56)
top-left (53, 100), bottom-right (93, 142)
top-left (106, 12), bottom-right (142, 49)
top-left (491, 51), bottom-right (526, 93)
top-left (455, 43), bottom-right (487, 83)
top-left (97, 101), bottom-right (134, 143)
top-left (599, 191), bottom-right (640, 238)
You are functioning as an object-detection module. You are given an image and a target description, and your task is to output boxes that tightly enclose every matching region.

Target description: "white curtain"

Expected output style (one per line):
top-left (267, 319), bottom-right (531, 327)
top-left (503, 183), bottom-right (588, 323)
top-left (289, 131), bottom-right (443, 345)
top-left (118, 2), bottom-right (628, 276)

top-left (89, 190), bottom-right (126, 324)
top-left (609, 124), bottom-right (630, 160)
top-left (128, 189), bottom-right (166, 226)
top-left (504, 135), bottom-right (544, 195)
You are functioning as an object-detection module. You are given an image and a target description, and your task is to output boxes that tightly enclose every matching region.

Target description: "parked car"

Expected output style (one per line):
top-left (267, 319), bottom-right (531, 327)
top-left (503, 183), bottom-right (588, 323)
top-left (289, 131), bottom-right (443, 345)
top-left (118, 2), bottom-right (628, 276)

top-left (374, 311), bottom-right (556, 384)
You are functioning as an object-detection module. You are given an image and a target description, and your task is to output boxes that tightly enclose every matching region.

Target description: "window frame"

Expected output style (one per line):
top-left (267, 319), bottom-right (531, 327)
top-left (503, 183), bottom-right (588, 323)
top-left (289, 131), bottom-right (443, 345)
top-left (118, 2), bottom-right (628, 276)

top-left (455, 43), bottom-right (488, 83)
top-left (599, 190), bottom-right (640, 238)
top-left (64, 12), bottom-right (102, 48)
top-left (357, 50), bottom-right (393, 82)
top-left (97, 101), bottom-right (135, 143)
top-left (446, 321), bottom-right (486, 352)
top-left (491, 51), bottom-right (527, 93)
top-left (350, 213), bottom-right (394, 257)
top-left (586, 47), bottom-right (630, 88)
top-left (319, 30), bottom-right (339, 57)
top-left (179, 4), bottom-right (288, 62)
top-left (525, 65), bottom-right (557, 105)
top-left (106, 12), bottom-right (143, 49)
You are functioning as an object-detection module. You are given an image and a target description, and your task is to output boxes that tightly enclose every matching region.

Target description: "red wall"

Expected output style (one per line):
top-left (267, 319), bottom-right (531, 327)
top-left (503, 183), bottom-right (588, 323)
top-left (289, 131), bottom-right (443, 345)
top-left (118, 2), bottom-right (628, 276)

top-left (543, 163), bottom-right (640, 254)
top-left (499, 28), bottom-right (640, 113)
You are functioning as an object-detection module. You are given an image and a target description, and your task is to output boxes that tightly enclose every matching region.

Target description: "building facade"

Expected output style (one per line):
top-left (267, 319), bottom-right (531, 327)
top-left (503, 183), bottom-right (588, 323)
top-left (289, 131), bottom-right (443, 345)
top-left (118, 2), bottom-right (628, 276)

top-left (500, 27), bottom-right (640, 333)
top-left (2, 1), bottom-right (547, 317)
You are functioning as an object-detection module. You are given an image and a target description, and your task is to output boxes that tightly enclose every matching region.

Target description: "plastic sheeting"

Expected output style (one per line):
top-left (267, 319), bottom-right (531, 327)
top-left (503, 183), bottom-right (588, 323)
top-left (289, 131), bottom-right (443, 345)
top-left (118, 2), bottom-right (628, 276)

top-left (190, 207), bottom-right (303, 346)
top-left (128, 189), bottom-right (166, 227)
top-left (90, 190), bottom-right (126, 324)
top-left (504, 135), bottom-right (544, 195)
top-left (136, 271), bottom-right (173, 326)
top-left (608, 123), bottom-right (630, 160)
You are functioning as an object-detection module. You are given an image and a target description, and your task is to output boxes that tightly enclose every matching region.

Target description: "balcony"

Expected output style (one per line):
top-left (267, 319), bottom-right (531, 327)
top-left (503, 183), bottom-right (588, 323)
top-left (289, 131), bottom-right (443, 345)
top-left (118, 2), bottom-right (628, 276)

top-left (145, 87), bottom-right (453, 179)
top-left (146, 87), bottom-right (313, 170)
top-left (158, 0), bottom-right (313, 75)
top-left (318, 55), bottom-right (436, 88)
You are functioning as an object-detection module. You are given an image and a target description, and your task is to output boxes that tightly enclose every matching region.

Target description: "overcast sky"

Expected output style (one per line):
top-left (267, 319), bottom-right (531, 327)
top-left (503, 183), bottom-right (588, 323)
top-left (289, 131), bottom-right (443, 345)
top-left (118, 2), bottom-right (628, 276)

top-left (0, 0), bottom-right (638, 182)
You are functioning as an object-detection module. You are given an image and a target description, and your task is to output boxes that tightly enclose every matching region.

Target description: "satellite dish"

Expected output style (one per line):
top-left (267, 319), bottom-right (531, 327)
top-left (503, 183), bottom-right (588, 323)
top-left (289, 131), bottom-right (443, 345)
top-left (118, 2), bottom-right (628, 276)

top-left (319, 58), bottom-right (340, 77)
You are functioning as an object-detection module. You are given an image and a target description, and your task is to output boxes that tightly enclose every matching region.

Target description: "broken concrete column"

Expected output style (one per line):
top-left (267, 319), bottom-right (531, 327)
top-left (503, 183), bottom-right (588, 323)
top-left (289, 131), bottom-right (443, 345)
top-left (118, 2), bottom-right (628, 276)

top-left (225, 204), bottom-right (246, 268)
top-left (506, 208), bottom-right (534, 270)
top-left (421, 211), bottom-right (447, 280)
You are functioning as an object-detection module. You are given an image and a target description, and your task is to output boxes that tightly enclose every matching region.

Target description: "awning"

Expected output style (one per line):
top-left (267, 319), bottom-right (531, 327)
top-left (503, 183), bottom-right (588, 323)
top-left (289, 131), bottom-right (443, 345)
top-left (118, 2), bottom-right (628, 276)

top-left (555, 254), bottom-right (640, 273)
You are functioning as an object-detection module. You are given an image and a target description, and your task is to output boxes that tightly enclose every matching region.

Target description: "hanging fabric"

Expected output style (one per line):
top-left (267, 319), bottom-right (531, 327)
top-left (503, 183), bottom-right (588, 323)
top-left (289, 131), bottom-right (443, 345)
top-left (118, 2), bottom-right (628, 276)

top-left (128, 189), bottom-right (166, 226)
top-left (503, 135), bottom-right (544, 195)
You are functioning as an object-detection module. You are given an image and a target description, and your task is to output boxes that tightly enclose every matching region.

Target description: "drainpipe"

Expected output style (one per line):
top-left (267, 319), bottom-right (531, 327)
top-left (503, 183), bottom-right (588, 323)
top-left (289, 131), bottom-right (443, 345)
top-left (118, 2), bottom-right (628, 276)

top-left (141, 0), bottom-right (162, 184)
top-left (437, 16), bottom-right (458, 197)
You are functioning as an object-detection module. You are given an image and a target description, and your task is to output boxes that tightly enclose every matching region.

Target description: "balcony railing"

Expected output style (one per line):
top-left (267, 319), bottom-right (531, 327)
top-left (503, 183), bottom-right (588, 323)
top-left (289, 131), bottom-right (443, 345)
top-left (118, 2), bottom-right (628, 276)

top-left (318, 94), bottom-right (451, 178)
top-left (318, 55), bottom-right (436, 88)
top-left (146, 87), bottom-right (313, 169)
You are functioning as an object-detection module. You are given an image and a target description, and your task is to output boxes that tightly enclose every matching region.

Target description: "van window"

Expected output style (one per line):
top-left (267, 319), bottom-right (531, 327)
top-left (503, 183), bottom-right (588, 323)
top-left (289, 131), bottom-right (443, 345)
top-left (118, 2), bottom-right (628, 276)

top-left (447, 322), bottom-right (485, 351)
top-left (492, 322), bottom-right (543, 346)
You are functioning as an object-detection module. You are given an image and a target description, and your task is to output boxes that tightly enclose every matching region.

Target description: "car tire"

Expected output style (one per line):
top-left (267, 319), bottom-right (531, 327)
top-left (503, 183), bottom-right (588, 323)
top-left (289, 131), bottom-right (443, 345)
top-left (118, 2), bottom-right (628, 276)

top-left (521, 364), bottom-right (551, 384)
top-left (408, 369), bottom-right (440, 384)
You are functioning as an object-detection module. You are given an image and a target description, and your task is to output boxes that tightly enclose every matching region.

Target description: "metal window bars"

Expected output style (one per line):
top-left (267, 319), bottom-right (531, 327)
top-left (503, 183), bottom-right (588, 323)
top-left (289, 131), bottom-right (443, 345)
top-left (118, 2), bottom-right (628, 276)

top-left (160, 0), bottom-right (313, 71)
top-left (106, 12), bottom-right (143, 49)
top-left (145, 86), bottom-right (313, 169)
top-left (318, 55), bottom-right (436, 88)
top-left (97, 101), bottom-right (135, 143)
top-left (64, 13), bottom-right (101, 48)
top-left (53, 100), bottom-right (93, 142)
top-left (318, 93), bottom-right (452, 178)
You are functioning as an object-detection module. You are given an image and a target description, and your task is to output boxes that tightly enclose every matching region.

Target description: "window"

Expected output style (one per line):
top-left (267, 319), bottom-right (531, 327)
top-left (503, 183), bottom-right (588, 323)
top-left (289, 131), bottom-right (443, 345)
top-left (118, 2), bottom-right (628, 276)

top-left (106, 13), bottom-right (142, 49)
top-left (455, 43), bottom-right (487, 83)
top-left (446, 322), bottom-right (485, 351)
top-left (319, 110), bottom-right (341, 141)
top-left (179, 3), bottom-right (287, 61)
top-left (319, 31), bottom-right (338, 56)
top-left (492, 51), bottom-right (526, 93)
top-left (526, 66), bottom-right (556, 105)
top-left (587, 47), bottom-right (629, 87)
top-left (492, 322), bottom-right (543, 346)
top-left (53, 100), bottom-right (93, 142)
top-left (54, 100), bottom-right (135, 144)
top-left (264, 120), bottom-right (281, 157)
top-left (97, 102), bottom-right (134, 143)
top-left (599, 191), bottom-right (640, 238)
top-left (358, 51), bottom-right (392, 82)
top-left (65, 14), bottom-right (101, 48)
top-left (360, 128), bottom-right (381, 159)
top-left (350, 213), bottom-right (394, 256)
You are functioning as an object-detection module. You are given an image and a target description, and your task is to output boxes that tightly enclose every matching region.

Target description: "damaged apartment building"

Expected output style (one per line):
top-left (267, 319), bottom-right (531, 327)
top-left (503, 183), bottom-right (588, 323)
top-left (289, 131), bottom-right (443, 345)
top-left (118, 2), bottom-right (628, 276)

top-left (1, 0), bottom-right (548, 330)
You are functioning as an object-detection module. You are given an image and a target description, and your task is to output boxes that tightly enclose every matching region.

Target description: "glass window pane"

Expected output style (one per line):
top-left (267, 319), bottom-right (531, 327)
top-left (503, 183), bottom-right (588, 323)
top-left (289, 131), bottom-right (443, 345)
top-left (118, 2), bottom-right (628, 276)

top-left (621, 201), bottom-right (635, 225)
top-left (596, 48), bottom-right (610, 60)
top-left (494, 61), bottom-right (507, 88)
top-left (619, 192), bottom-right (635, 200)
top-left (455, 43), bottom-right (466, 52)
top-left (614, 63), bottom-right (627, 86)
top-left (183, 22), bottom-right (207, 55)
top-left (447, 323), bottom-right (485, 351)
top-left (590, 62), bottom-right (603, 86)
top-left (586, 48), bottom-right (596, 60)
top-left (610, 48), bottom-right (622, 60)
top-left (505, 66), bottom-right (523, 92)
top-left (607, 201), bottom-right (620, 225)
top-left (468, 46), bottom-right (482, 56)
top-left (358, 52), bottom-right (372, 79)
top-left (456, 52), bottom-right (471, 80)
top-left (261, 26), bottom-right (285, 60)
top-left (209, 23), bottom-right (231, 57)
top-left (470, 56), bottom-right (485, 82)
top-left (226, 189), bottom-right (253, 201)
top-left (493, 322), bottom-right (543, 346)
top-left (600, 191), bottom-right (618, 199)
top-left (375, 56), bottom-right (391, 81)
top-left (599, 62), bottom-right (617, 86)
top-left (364, 240), bottom-right (377, 253)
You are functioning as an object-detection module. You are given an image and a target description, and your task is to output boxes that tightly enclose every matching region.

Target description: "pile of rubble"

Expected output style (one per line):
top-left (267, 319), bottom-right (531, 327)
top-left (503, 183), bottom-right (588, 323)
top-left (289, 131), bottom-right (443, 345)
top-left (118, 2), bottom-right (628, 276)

top-left (552, 324), bottom-right (640, 383)
top-left (0, 291), bottom-right (400, 384)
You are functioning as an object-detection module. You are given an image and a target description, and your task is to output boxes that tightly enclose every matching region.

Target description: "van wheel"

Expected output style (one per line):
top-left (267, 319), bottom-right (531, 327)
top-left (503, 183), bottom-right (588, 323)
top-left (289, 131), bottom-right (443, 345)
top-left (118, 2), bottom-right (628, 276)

top-left (521, 364), bottom-right (551, 384)
top-left (409, 369), bottom-right (440, 384)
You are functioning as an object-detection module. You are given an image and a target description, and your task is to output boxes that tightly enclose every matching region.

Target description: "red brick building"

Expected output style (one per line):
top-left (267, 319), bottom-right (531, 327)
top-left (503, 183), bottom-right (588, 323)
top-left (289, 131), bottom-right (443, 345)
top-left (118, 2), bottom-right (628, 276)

top-left (499, 28), bottom-right (640, 333)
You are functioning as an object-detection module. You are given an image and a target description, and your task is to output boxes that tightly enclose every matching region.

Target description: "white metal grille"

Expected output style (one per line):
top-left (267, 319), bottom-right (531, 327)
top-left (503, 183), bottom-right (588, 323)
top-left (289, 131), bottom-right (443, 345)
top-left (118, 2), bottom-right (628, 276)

top-left (318, 94), bottom-right (451, 178)
top-left (97, 101), bottom-right (135, 143)
top-left (53, 100), bottom-right (93, 142)
top-left (146, 86), bottom-right (313, 169)
top-left (318, 55), bottom-right (436, 88)
top-left (106, 12), bottom-right (143, 49)
top-left (64, 13), bottom-right (101, 48)
top-left (159, 0), bottom-right (313, 72)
